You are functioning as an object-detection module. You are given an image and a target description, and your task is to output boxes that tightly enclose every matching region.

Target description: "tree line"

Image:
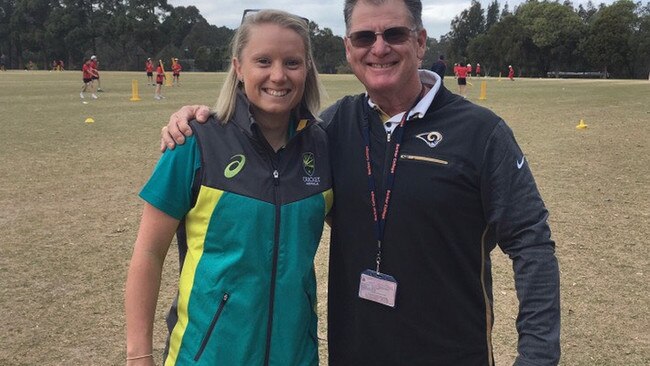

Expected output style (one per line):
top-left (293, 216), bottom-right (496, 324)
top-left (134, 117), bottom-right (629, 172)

top-left (437, 0), bottom-right (650, 79)
top-left (0, 0), bottom-right (648, 79)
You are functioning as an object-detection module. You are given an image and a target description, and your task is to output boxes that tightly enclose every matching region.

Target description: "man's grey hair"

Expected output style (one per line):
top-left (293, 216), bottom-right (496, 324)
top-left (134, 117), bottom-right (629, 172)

top-left (343, 0), bottom-right (423, 33)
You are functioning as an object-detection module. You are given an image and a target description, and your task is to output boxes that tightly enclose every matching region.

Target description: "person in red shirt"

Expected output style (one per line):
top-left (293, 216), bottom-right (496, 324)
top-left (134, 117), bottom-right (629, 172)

top-left (90, 55), bottom-right (103, 91)
top-left (456, 63), bottom-right (468, 97)
top-left (466, 63), bottom-right (472, 78)
top-left (476, 63), bottom-right (481, 77)
top-left (171, 58), bottom-right (182, 86)
top-left (154, 61), bottom-right (166, 100)
top-left (80, 58), bottom-right (99, 99)
top-left (453, 63), bottom-right (460, 78)
top-left (145, 58), bottom-right (154, 85)
top-left (508, 65), bottom-right (515, 80)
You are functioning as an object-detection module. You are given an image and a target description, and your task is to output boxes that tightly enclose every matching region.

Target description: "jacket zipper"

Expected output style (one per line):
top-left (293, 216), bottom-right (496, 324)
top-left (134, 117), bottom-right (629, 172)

top-left (263, 168), bottom-right (281, 366)
top-left (194, 293), bottom-right (230, 361)
top-left (400, 154), bottom-right (449, 165)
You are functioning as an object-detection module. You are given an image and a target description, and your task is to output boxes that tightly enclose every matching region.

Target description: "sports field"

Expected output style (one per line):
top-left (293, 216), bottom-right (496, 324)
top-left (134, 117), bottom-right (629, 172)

top-left (0, 70), bottom-right (648, 365)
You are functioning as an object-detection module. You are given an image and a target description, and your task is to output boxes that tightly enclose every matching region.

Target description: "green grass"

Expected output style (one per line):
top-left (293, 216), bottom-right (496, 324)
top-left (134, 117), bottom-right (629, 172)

top-left (0, 70), bottom-right (648, 365)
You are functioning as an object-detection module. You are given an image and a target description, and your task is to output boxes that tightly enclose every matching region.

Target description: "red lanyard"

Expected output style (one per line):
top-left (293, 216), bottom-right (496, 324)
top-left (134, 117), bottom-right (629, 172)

top-left (361, 86), bottom-right (424, 272)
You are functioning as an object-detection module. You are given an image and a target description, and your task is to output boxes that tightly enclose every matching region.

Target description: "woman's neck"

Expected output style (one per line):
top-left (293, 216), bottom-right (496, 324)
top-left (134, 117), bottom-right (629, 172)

top-left (254, 113), bottom-right (291, 152)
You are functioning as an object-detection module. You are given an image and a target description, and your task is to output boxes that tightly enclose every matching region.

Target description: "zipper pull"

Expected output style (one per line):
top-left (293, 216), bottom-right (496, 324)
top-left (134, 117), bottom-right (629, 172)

top-left (273, 170), bottom-right (279, 186)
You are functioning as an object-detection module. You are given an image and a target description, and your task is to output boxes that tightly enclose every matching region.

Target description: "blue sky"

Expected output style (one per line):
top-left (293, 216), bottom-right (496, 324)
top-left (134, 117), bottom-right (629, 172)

top-left (167, 1), bottom-right (616, 39)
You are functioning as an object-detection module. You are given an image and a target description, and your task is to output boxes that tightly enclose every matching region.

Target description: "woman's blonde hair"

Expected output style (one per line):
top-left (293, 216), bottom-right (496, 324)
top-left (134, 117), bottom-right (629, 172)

top-left (214, 9), bottom-right (322, 122)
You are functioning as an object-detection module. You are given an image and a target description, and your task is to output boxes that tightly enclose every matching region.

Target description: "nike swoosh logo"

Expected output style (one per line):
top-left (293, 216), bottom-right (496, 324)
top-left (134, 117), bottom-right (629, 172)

top-left (516, 156), bottom-right (525, 169)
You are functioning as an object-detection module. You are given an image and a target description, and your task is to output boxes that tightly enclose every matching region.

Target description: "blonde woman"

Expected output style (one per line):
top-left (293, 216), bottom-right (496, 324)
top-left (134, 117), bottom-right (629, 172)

top-left (125, 9), bottom-right (332, 366)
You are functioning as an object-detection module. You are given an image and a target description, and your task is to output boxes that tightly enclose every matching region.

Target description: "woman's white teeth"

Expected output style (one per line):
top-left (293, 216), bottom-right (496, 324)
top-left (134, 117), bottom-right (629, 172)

top-left (265, 89), bottom-right (288, 96)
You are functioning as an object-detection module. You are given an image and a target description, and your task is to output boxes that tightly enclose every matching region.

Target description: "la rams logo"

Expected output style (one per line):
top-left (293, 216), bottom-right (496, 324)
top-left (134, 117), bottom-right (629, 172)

top-left (224, 154), bottom-right (246, 178)
top-left (416, 131), bottom-right (443, 148)
top-left (302, 152), bottom-right (315, 176)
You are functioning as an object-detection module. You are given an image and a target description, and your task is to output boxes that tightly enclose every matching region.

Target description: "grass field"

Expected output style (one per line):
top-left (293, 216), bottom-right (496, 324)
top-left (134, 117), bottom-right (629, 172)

top-left (0, 70), bottom-right (648, 365)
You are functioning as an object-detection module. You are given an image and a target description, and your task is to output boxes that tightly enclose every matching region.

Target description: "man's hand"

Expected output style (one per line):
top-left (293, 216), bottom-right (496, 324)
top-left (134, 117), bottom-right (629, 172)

top-left (160, 105), bottom-right (211, 151)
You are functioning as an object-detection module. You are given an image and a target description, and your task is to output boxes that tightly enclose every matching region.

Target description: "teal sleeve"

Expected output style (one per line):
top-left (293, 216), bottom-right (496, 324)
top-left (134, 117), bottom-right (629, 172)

top-left (139, 135), bottom-right (201, 220)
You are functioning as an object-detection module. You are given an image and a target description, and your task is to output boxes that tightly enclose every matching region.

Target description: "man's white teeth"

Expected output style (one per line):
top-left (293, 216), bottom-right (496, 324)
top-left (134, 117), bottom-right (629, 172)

top-left (371, 63), bottom-right (392, 68)
top-left (266, 89), bottom-right (288, 97)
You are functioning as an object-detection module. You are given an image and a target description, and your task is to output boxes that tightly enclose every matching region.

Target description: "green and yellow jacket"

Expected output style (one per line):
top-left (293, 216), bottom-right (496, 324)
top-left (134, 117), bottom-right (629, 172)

top-left (140, 92), bottom-right (333, 365)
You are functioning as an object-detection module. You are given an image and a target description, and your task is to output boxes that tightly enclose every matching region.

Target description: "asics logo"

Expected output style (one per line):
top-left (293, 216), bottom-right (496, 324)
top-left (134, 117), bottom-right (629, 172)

top-left (415, 131), bottom-right (443, 148)
top-left (516, 156), bottom-right (525, 169)
top-left (224, 154), bottom-right (246, 178)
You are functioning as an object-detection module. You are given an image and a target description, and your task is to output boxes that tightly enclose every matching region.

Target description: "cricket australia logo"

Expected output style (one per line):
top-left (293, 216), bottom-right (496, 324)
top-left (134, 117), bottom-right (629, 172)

top-left (302, 152), bottom-right (315, 176)
top-left (224, 154), bottom-right (246, 178)
top-left (301, 152), bottom-right (320, 186)
top-left (416, 131), bottom-right (443, 148)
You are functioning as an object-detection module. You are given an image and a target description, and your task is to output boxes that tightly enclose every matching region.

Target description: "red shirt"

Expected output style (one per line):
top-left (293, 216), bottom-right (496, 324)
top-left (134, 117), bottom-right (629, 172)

top-left (172, 62), bottom-right (182, 74)
top-left (156, 65), bottom-right (164, 83)
top-left (82, 63), bottom-right (93, 79)
top-left (145, 61), bottom-right (153, 73)
top-left (456, 66), bottom-right (468, 78)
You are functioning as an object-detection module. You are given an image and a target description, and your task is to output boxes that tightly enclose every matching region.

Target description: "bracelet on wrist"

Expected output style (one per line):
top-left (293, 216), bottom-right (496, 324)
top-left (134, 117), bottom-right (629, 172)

top-left (126, 353), bottom-right (153, 361)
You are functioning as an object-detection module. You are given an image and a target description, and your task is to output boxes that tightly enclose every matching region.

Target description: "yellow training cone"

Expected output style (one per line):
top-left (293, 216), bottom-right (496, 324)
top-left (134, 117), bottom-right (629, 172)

top-left (130, 79), bottom-right (141, 101)
top-left (576, 119), bottom-right (588, 129)
top-left (85, 117), bottom-right (95, 124)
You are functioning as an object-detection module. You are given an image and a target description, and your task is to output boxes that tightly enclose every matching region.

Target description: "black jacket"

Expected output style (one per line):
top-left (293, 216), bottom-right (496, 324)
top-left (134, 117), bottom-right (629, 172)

top-left (320, 86), bottom-right (560, 366)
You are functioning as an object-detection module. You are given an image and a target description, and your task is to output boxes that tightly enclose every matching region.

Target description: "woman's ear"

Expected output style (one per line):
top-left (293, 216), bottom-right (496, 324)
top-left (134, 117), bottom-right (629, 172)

top-left (233, 57), bottom-right (243, 82)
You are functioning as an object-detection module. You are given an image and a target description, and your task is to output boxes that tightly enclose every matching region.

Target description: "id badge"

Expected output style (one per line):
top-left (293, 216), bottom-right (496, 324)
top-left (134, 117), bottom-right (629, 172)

top-left (358, 269), bottom-right (398, 308)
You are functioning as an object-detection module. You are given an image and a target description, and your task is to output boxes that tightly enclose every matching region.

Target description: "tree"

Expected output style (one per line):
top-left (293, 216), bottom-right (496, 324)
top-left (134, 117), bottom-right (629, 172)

top-left (182, 22), bottom-right (233, 71)
top-left (0, 0), bottom-right (17, 67)
top-left (577, 1), bottom-right (598, 22)
top-left (310, 25), bottom-right (345, 74)
top-left (45, 0), bottom-right (91, 67)
top-left (631, 3), bottom-right (650, 78)
top-left (501, 1), bottom-right (511, 18)
top-left (447, 0), bottom-right (485, 64)
top-left (487, 14), bottom-right (533, 76)
top-left (466, 33), bottom-right (494, 74)
top-left (516, 0), bottom-right (585, 74)
top-left (581, 0), bottom-right (639, 77)
top-left (160, 5), bottom-right (204, 48)
top-left (486, 0), bottom-right (500, 31)
top-left (422, 36), bottom-right (446, 71)
top-left (11, 0), bottom-right (57, 68)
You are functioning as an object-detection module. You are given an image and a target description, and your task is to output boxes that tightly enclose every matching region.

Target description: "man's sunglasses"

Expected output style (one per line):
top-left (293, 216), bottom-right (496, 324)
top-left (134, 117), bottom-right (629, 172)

top-left (241, 9), bottom-right (310, 26)
top-left (347, 27), bottom-right (417, 48)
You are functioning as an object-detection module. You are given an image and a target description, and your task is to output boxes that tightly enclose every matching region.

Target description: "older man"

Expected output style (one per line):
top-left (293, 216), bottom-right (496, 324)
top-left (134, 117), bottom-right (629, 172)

top-left (161, 1), bottom-right (560, 365)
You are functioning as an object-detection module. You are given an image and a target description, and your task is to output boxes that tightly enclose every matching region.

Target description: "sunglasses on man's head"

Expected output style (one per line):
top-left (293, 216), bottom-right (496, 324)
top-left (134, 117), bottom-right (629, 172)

top-left (241, 8), bottom-right (310, 26)
top-left (347, 26), bottom-right (417, 48)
